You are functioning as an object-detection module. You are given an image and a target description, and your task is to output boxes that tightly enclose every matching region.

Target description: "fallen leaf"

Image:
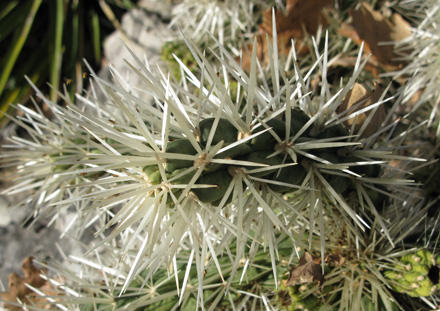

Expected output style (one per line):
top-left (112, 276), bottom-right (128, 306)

top-left (240, 0), bottom-right (334, 71)
top-left (22, 257), bottom-right (47, 289)
top-left (239, 31), bottom-right (307, 72)
top-left (339, 3), bottom-right (411, 72)
top-left (286, 252), bottom-right (324, 286)
top-left (338, 82), bottom-right (386, 137)
top-left (0, 257), bottom-right (57, 310)
top-left (329, 55), bottom-right (381, 79)
top-left (260, 0), bottom-right (333, 35)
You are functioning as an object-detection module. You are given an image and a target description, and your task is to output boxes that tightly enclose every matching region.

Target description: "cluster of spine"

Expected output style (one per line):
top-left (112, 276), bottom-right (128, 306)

top-left (78, 238), bottom-right (294, 311)
top-left (385, 250), bottom-right (440, 298)
top-left (143, 108), bottom-right (382, 206)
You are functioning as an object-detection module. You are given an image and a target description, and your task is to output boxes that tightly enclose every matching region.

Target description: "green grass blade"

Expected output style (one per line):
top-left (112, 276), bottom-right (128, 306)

top-left (49, 0), bottom-right (64, 102)
top-left (0, 0), bottom-right (42, 114)
top-left (90, 9), bottom-right (101, 64)
top-left (0, 0), bottom-right (20, 20)
top-left (0, 0), bottom-right (29, 40)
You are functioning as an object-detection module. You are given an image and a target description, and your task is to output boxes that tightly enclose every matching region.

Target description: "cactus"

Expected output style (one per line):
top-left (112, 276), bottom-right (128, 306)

top-left (0, 2), bottom-right (434, 311)
top-left (385, 250), bottom-right (440, 297)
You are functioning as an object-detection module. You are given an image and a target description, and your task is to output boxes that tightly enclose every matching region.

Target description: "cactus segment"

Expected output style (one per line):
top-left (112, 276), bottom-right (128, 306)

top-left (168, 168), bottom-right (196, 184)
top-left (417, 250), bottom-right (435, 265)
top-left (385, 250), bottom-right (440, 297)
top-left (152, 108), bottom-right (383, 205)
top-left (288, 108), bottom-right (311, 137)
top-left (250, 118), bottom-right (286, 151)
top-left (404, 271), bottom-right (425, 282)
top-left (348, 157), bottom-right (381, 178)
top-left (144, 165), bottom-right (162, 184)
top-left (204, 143), bottom-right (253, 173)
top-left (193, 170), bottom-right (233, 203)
top-left (314, 124), bottom-right (349, 140)
top-left (412, 264), bottom-right (429, 275)
top-left (199, 118), bottom-right (238, 146)
top-left (165, 138), bottom-right (198, 172)
top-left (268, 164), bottom-right (307, 193)
top-left (414, 285), bottom-right (436, 297)
top-left (242, 150), bottom-right (283, 177)
top-left (148, 170), bottom-right (162, 185)
top-left (324, 174), bottom-right (351, 194)
top-left (384, 270), bottom-right (403, 280)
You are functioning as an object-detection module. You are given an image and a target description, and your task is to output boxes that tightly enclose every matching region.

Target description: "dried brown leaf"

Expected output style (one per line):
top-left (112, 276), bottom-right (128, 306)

top-left (339, 83), bottom-right (386, 137)
top-left (240, 0), bottom-right (333, 71)
top-left (330, 55), bottom-right (381, 78)
top-left (286, 252), bottom-right (324, 287)
top-left (339, 3), bottom-right (411, 71)
top-left (0, 257), bottom-right (56, 310)
top-left (260, 0), bottom-right (333, 35)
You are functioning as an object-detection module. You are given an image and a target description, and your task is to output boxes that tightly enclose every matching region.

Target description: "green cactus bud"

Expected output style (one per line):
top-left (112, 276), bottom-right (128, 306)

top-left (148, 169), bottom-right (162, 185)
top-left (392, 284), bottom-right (409, 294)
top-left (394, 279), bottom-right (412, 291)
top-left (211, 193), bottom-right (233, 207)
top-left (314, 152), bottom-right (341, 164)
top-left (364, 187), bottom-right (387, 208)
top-left (323, 174), bottom-right (350, 194)
top-left (418, 277), bottom-right (434, 289)
top-left (413, 284), bottom-right (436, 297)
top-left (242, 150), bottom-right (283, 177)
top-left (143, 165), bottom-right (162, 184)
top-left (314, 124), bottom-right (349, 140)
top-left (268, 163), bottom-right (307, 193)
top-left (167, 168), bottom-right (196, 184)
top-left (165, 139), bottom-right (198, 173)
top-left (403, 271), bottom-right (425, 283)
top-left (193, 170), bottom-right (233, 203)
top-left (219, 143), bottom-right (252, 159)
top-left (250, 118), bottom-right (286, 151)
top-left (204, 143), bottom-right (252, 173)
top-left (144, 165), bottom-right (159, 176)
top-left (416, 250), bottom-right (434, 265)
top-left (288, 108), bottom-right (311, 137)
top-left (401, 254), bottom-right (422, 265)
top-left (384, 270), bottom-right (403, 280)
top-left (199, 118), bottom-right (238, 146)
top-left (345, 156), bottom-right (381, 178)
top-left (312, 152), bottom-right (350, 192)
top-left (412, 264), bottom-right (429, 275)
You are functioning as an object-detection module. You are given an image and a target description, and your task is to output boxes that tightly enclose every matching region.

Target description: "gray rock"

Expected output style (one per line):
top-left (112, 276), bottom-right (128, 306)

top-left (95, 8), bottom-right (173, 105)
top-left (137, 0), bottom-right (173, 21)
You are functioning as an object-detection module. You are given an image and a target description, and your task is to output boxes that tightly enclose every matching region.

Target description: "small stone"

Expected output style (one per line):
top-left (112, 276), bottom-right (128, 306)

top-left (0, 197), bottom-right (11, 227)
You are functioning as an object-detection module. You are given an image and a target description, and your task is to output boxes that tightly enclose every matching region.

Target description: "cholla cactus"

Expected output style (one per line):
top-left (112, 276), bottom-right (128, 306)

top-left (0, 10), bottom-right (428, 311)
top-left (169, 0), bottom-right (279, 45)
top-left (391, 0), bottom-right (440, 135)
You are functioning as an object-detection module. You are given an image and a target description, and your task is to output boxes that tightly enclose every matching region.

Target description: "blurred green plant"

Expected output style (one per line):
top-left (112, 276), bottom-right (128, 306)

top-left (0, 0), bottom-right (136, 127)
